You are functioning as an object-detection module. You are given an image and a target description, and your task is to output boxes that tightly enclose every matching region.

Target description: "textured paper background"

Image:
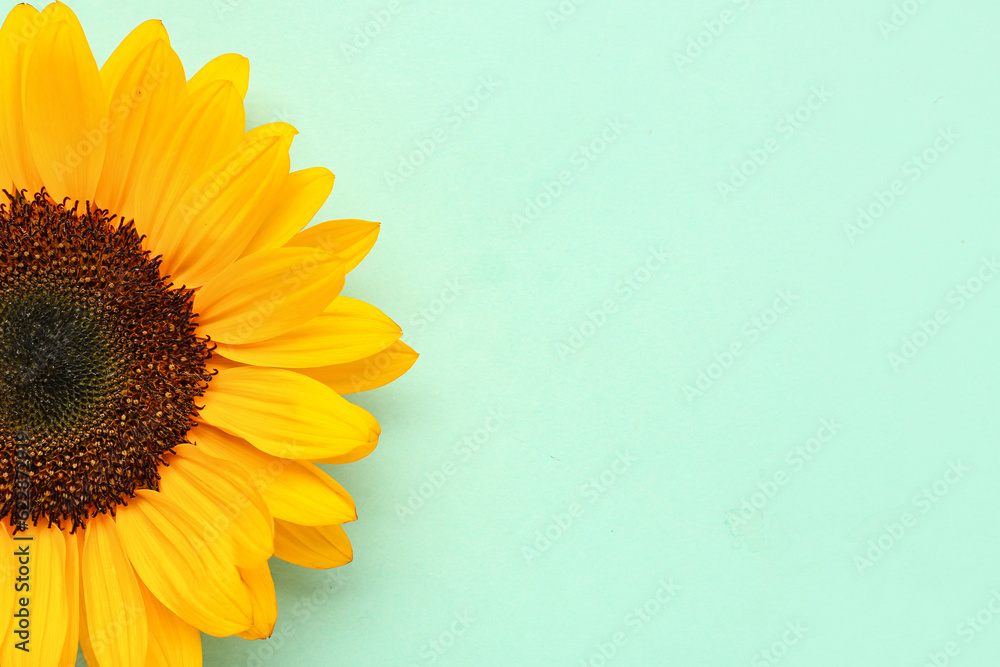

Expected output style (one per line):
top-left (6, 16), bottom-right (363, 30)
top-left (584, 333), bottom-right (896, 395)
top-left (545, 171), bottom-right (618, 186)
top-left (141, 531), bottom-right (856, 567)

top-left (53, 0), bottom-right (1000, 664)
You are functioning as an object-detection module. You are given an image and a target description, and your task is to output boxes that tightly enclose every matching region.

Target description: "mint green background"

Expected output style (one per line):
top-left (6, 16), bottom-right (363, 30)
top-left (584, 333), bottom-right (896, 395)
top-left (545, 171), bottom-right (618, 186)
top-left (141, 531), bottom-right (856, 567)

top-left (58, 0), bottom-right (1000, 665)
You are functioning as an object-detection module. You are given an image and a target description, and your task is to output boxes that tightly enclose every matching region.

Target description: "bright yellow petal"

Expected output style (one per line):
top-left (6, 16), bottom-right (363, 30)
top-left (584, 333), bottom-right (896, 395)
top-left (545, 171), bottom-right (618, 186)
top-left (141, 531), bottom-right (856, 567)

top-left (22, 8), bottom-right (107, 202)
top-left (240, 167), bottom-right (334, 256)
top-left (157, 122), bottom-right (295, 288)
top-left (78, 577), bottom-right (100, 666)
top-left (58, 529), bottom-right (80, 667)
top-left (0, 524), bottom-right (14, 641)
top-left (200, 367), bottom-right (379, 460)
top-left (188, 53), bottom-right (249, 99)
top-left (115, 490), bottom-right (252, 637)
top-left (99, 18), bottom-right (169, 97)
top-left (273, 521), bottom-right (353, 569)
top-left (80, 514), bottom-right (147, 667)
top-left (312, 442), bottom-right (378, 465)
top-left (139, 579), bottom-right (202, 667)
top-left (0, 525), bottom-right (68, 667)
top-left (235, 562), bottom-right (277, 640)
top-left (285, 218), bottom-right (380, 273)
top-left (207, 352), bottom-right (243, 373)
top-left (195, 246), bottom-right (345, 344)
top-left (0, 4), bottom-right (43, 192)
top-left (190, 424), bottom-right (357, 526)
top-left (96, 36), bottom-right (186, 216)
top-left (283, 462), bottom-right (357, 524)
top-left (213, 296), bottom-right (401, 368)
top-left (157, 445), bottom-right (274, 569)
top-left (132, 79), bottom-right (243, 253)
top-left (300, 340), bottom-right (419, 395)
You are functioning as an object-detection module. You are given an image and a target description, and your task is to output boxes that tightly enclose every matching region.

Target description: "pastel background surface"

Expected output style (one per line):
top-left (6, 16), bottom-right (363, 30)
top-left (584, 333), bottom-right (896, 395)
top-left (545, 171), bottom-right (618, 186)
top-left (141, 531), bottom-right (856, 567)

top-left (55, 0), bottom-right (1000, 664)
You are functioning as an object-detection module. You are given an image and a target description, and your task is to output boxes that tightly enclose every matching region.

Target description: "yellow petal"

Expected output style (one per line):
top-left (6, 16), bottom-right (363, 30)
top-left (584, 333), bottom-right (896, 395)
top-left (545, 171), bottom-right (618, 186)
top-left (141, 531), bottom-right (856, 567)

top-left (282, 462), bottom-right (357, 524)
top-left (207, 353), bottom-right (242, 373)
top-left (213, 296), bottom-right (401, 368)
top-left (312, 442), bottom-right (378, 465)
top-left (273, 521), bottom-right (353, 569)
top-left (0, 525), bottom-right (68, 667)
top-left (301, 340), bottom-right (419, 395)
top-left (157, 445), bottom-right (274, 569)
top-left (190, 424), bottom-right (357, 526)
top-left (0, 524), bottom-right (14, 640)
top-left (195, 246), bottom-right (345, 344)
top-left (58, 529), bottom-right (80, 667)
top-left (99, 19), bottom-right (170, 98)
top-left (22, 10), bottom-right (107, 202)
top-left (235, 562), bottom-right (277, 640)
top-left (78, 573), bottom-right (100, 666)
top-left (139, 579), bottom-right (202, 667)
top-left (115, 489), bottom-right (252, 637)
top-left (96, 36), bottom-right (186, 216)
top-left (241, 167), bottom-right (334, 257)
top-left (0, 4), bottom-right (43, 192)
top-left (157, 123), bottom-right (296, 288)
top-left (81, 514), bottom-right (147, 667)
top-left (285, 218), bottom-right (380, 273)
top-left (188, 53), bottom-right (249, 99)
top-left (200, 367), bottom-right (379, 460)
top-left (132, 80), bottom-right (244, 252)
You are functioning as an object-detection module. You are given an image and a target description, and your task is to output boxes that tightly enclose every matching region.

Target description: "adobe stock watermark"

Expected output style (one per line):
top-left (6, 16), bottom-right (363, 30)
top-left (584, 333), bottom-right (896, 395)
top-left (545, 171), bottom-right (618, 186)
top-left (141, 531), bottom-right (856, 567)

top-left (512, 118), bottom-right (626, 234)
top-left (223, 247), bottom-right (336, 345)
top-left (716, 85), bottom-right (833, 201)
top-left (843, 127), bottom-right (958, 245)
top-left (345, 343), bottom-right (410, 393)
top-left (52, 64), bottom-right (168, 180)
top-left (411, 277), bottom-right (465, 332)
top-left (887, 256), bottom-right (998, 372)
top-left (340, 0), bottom-right (408, 62)
top-left (751, 621), bottom-right (808, 666)
top-left (522, 451), bottom-right (637, 564)
top-left (11, 534), bottom-right (31, 651)
top-left (405, 609), bottom-right (477, 667)
top-left (186, 484), bottom-right (262, 557)
top-left (385, 76), bottom-right (500, 189)
top-left (672, 0), bottom-right (764, 72)
top-left (545, 0), bottom-right (588, 29)
top-left (178, 125), bottom-right (290, 223)
top-left (87, 601), bottom-right (146, 664)
top-left (577, 578), bottom-right (681, 667)
top-left (243, 569), bottom-right (349, 666)
top-left (877, 0), bottom-right (932, 40)
top-left (919, 589), bottom-right (1000, 667)
top-left (14, 430), bottom-right (29, 532)
top-left (725, 501), bottom-right (796, 556)
top-left (226, 223), bottom-right (388, 344)
top-left (396, 409), bottom-right (508, 521)
top-left (730, 419), bottom-right (841, 520)
top-left (682, 288), bottom-right (799, 402)
top-left (268, 104), bottom-right (300, 128)
top-left (6, 7), bottom-right (58, 47)
top-left (853, 459), bottom-right (970, 575)
top-left (214, 0), bottom-right (243, 19)
top-left (556, 245), bottom-right (667, 360)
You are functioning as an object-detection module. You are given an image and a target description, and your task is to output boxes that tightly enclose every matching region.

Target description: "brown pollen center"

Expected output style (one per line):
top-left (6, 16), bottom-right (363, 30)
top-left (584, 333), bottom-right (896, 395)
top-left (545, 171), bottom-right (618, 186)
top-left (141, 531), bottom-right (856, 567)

top-left (0, 190), bottom-right (213, 531)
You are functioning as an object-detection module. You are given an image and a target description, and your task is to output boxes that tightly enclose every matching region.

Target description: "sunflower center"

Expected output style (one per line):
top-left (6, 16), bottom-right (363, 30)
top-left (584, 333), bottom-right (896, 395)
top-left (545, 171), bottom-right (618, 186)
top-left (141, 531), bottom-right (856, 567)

top-left (1, 295), bottom-right (116, 430)
top-left (0, 190), bottom-right (213, 531)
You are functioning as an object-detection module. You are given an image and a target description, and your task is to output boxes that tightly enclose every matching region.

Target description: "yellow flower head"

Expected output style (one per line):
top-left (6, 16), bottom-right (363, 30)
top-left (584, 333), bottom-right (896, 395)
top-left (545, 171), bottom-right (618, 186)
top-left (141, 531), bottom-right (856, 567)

top-left (0, 2), bottom-right (416, 664)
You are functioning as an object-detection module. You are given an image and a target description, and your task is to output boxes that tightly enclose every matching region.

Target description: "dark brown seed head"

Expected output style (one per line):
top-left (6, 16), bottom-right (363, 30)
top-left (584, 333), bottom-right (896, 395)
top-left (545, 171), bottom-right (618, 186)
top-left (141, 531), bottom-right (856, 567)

top-left (0, 190), bottom-right (213, 531)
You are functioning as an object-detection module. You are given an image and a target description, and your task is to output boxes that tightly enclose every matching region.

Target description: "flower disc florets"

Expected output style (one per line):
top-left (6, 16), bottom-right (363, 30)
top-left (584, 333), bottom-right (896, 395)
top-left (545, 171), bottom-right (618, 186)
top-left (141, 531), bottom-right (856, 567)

top-left (0, 190), bottom-right (212, 530)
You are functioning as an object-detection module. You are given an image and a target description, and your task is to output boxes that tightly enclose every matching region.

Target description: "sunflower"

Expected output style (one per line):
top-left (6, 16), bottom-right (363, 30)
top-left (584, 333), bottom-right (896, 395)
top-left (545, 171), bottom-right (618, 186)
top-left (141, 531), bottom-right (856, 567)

top-left (0, 2), bottom-right (416, 665)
